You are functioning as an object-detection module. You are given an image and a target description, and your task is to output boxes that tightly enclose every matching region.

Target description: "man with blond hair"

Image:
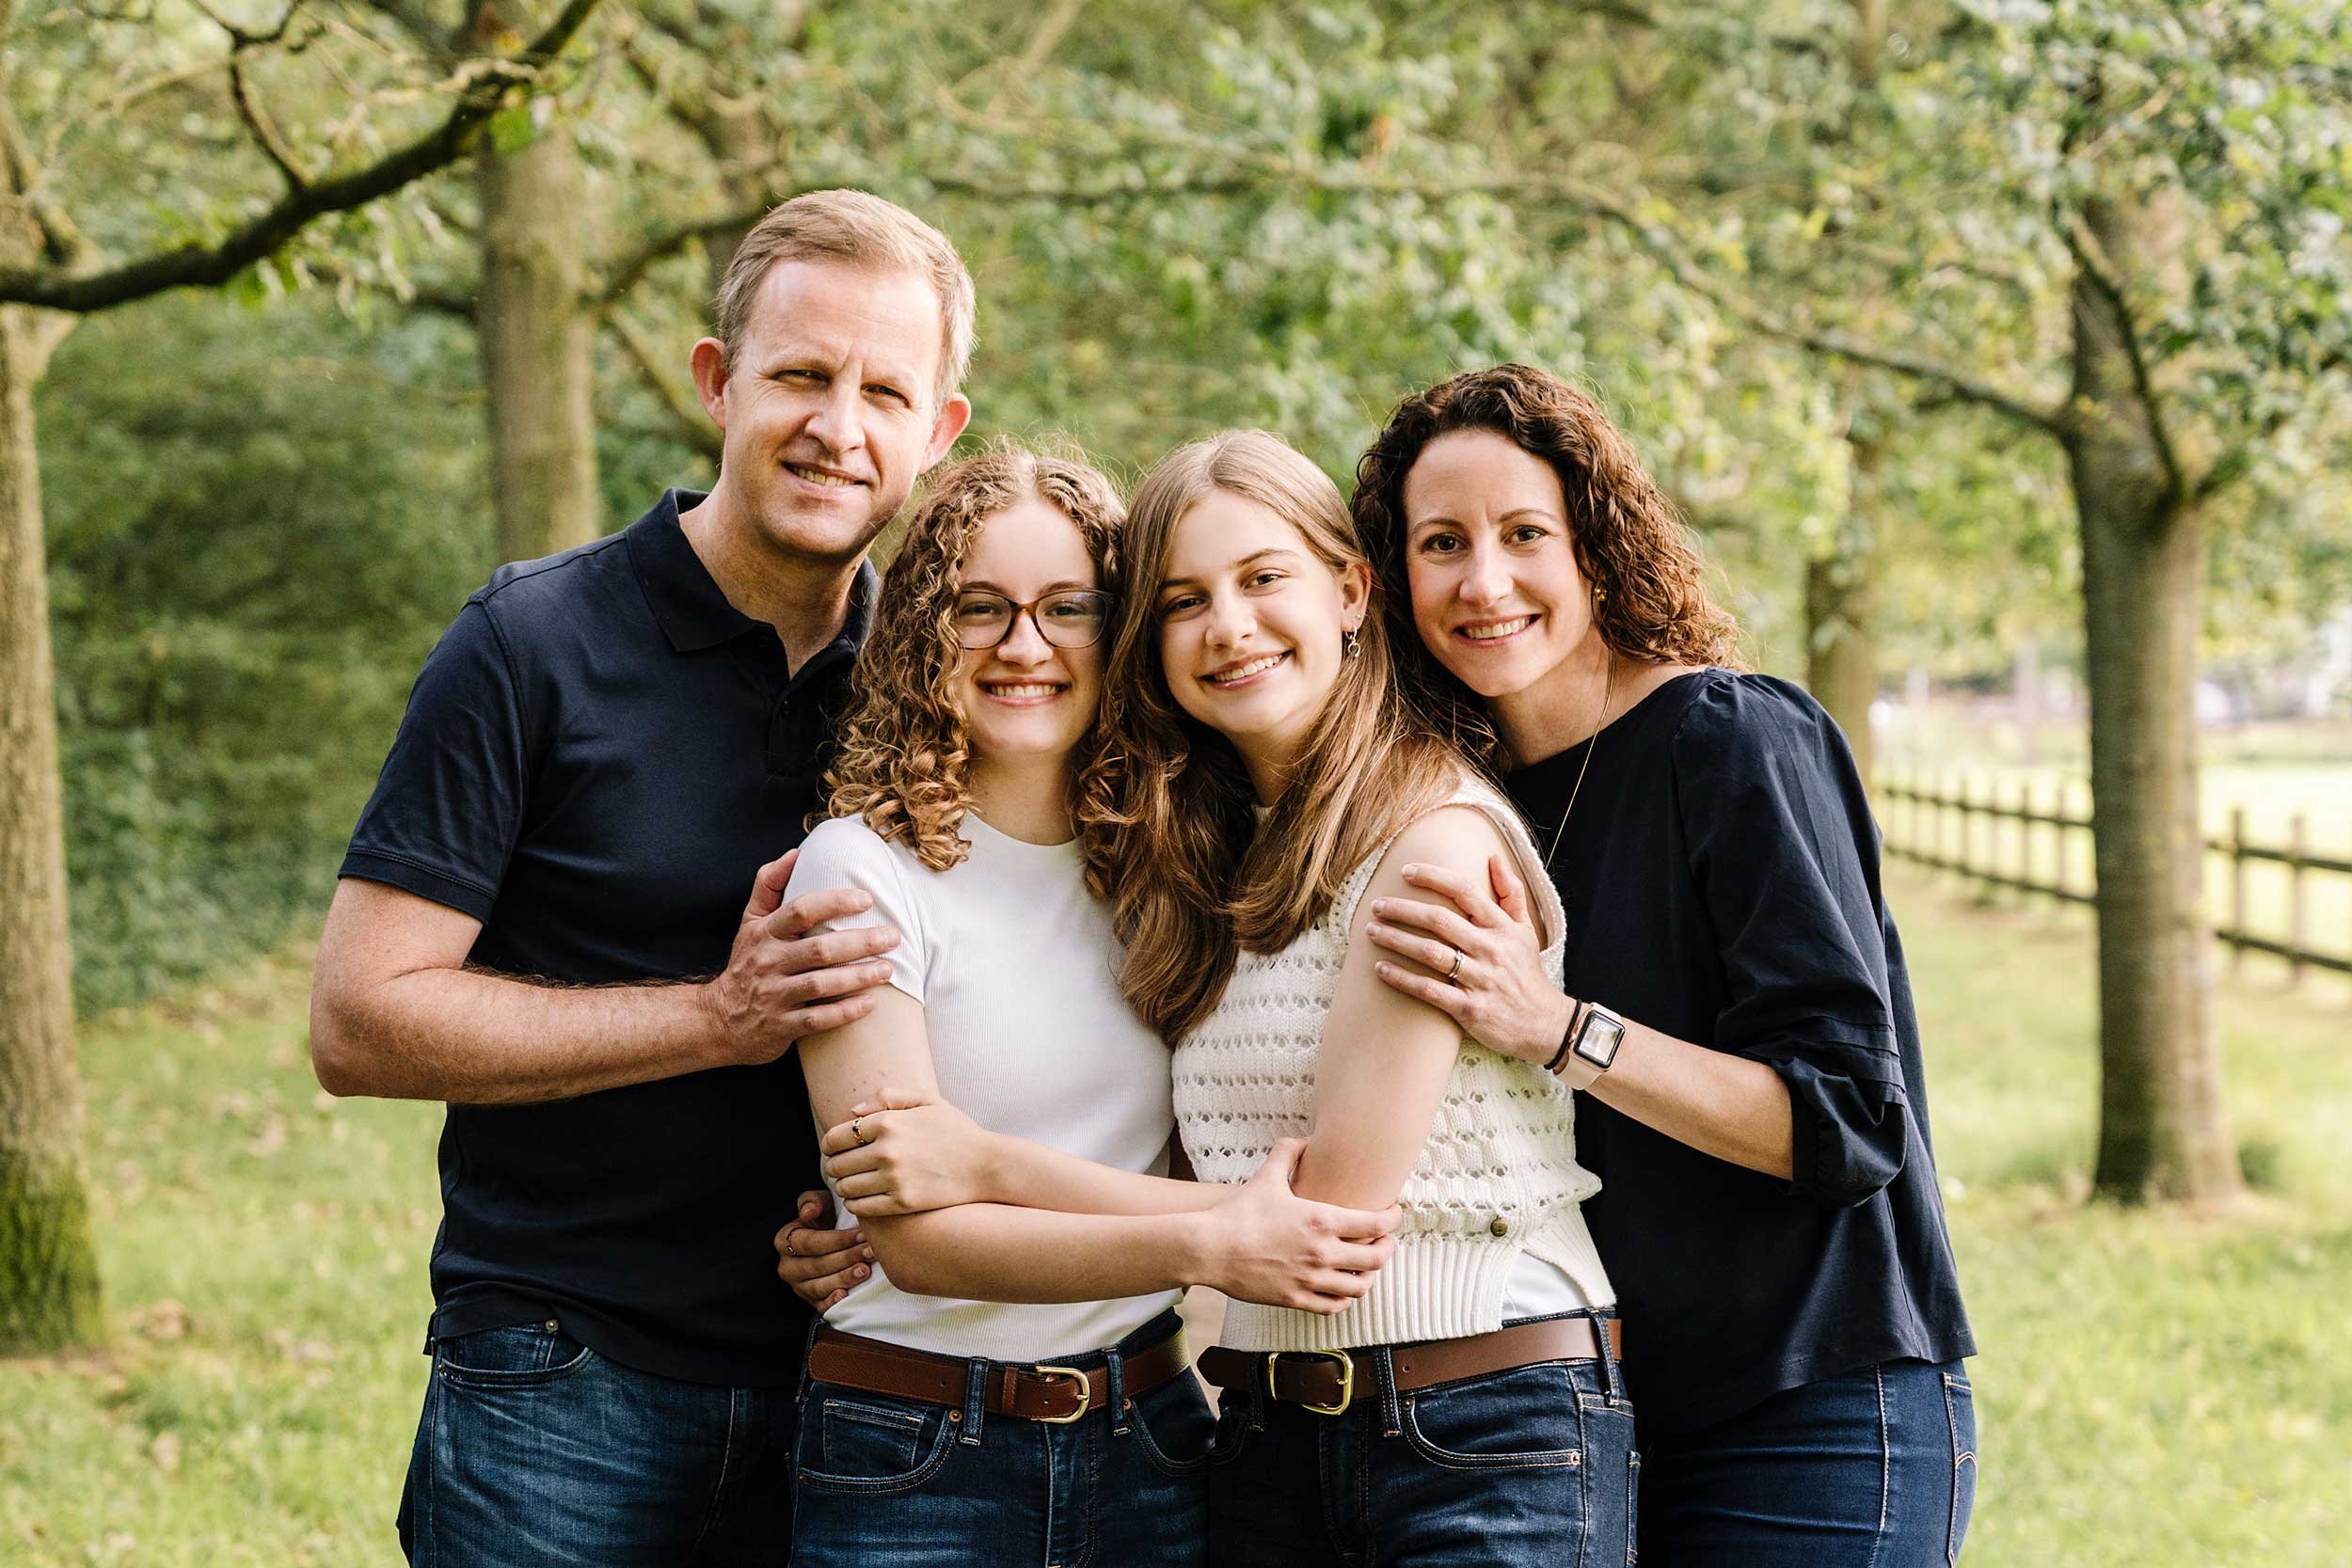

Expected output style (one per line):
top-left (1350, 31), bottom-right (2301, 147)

top-left (311, 189), bottom-right (973, 1563)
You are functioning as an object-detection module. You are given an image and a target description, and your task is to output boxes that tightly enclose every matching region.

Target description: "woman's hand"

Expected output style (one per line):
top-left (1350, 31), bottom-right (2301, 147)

top-left (820, 1091), bottom-right (1005, 1217)
top-left (1199, 1139), bottom-right (1402, 1313)
top-left (774, 1190), bottom-right (874, 1313)
top-left (1364, 854), bottom-right (1575, 1068)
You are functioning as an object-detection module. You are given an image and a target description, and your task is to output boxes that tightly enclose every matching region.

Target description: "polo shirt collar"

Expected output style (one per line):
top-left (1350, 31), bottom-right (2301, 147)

top-left (630, 488), bottom-right (880, 662)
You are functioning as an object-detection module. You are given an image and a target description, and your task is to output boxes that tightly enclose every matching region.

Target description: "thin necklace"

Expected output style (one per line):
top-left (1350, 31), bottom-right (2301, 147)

top-left (1542, 651), bottom-right (1617, 873)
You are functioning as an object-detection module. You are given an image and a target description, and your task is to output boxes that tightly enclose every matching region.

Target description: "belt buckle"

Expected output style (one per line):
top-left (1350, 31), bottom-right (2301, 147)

top-left (1268, 1349), bottom-right (1355, 1416)
top-left (1031, 1365), bottom-right (1091, 1424)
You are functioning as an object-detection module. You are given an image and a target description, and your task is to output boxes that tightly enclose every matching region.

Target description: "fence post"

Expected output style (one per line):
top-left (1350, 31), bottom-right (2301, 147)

top-left (2289, 814), bottom-right (2309, 987)
top-left (2229, 805), bottom-right (2248, 975)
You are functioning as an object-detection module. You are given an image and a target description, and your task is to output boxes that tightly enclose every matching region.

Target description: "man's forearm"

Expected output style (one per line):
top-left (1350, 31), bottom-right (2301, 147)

top-left (316, 965), bottom-right (723, 1104)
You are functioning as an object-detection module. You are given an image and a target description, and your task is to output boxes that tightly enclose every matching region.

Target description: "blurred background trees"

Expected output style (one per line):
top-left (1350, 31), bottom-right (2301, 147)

top-left (3, 0), bottom-right (2347, 1345)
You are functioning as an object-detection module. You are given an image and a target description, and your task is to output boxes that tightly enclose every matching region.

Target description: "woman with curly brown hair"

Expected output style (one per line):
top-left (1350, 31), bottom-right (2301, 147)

top-left (777, 440), bottom-right (1400, 1568)
top-left (1349, 364), bottom-right (1978, 1567)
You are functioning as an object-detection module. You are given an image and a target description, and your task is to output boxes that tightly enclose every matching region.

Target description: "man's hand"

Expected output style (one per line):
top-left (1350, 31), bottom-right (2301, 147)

top-left (1197, 1139), bottom-right (1401, 1314)
top-left (775, 1189), bottom-right (873, 1314)
top-left (701, 849), bottom-right (902, 1067)
top-left (820, 1092), bottom-right (1002, 1217)
top-left (1364, 854), bottom-right (1574, 1067)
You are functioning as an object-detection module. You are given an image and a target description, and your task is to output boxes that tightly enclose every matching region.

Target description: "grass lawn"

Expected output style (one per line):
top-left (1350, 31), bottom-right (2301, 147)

top-left (4, 870), bottom-right (2348, 1564)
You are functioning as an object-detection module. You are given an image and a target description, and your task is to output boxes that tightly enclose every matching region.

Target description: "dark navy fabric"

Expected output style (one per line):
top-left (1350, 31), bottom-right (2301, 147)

top-left (1204, 1315), bottom-right (1638, 1567)
top-left (1504, 669), bottom-right (1974, 1436)
top-left (1637, 1358), bottom-right (1977, 1566)
top-left (398, 1320), bottom-right (796, 1566)
top-left (342, 489), bottom-right (873, 1386)
top-left (789, 1310), bottom-right (1212, 1568)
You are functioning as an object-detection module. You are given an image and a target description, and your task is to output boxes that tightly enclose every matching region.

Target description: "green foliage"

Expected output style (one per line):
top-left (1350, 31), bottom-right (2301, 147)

top-left (40, 296), bottom-right (489, 1014)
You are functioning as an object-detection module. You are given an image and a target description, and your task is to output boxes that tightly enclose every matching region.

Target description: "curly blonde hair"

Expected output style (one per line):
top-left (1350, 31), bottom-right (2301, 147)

top-left (1353, 364), bottom-right (1743, 764)
top-left (1078, 430), bottom-right (1465, 1041)
top-left (821, 439), bottom-right (1126, 871)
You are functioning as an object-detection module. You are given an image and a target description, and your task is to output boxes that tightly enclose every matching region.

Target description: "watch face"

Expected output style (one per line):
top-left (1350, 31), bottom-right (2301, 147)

top-left (1573, 1011), bottom-right (1626, 1070)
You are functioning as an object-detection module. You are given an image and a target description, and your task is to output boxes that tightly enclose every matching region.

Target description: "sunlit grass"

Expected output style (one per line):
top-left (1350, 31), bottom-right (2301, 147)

top-left (2, 878), bottom-right (2346, 1563)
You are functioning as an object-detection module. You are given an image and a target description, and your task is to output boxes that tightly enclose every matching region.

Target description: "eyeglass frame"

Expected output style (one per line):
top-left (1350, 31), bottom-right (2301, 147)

top-left (950, 587), bottom-right (1118, 651)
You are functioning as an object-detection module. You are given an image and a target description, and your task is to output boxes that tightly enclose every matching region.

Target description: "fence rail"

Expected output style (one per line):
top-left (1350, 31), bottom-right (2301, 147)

top-left (1877, 769), bottom-right (2352, 987)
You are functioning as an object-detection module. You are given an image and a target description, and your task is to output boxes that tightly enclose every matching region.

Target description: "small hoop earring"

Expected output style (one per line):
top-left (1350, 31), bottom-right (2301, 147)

top-left (1343, 626), bottom-right (1362, 660)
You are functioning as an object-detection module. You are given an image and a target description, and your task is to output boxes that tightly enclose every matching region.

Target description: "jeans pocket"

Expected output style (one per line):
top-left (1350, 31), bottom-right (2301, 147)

top-left (1578, 1397), bottom-right (1639, 1568)
top-left (1203, 1396), bottom-right (1259, 1470)
top-left (434, 1323), bottom-right (595, 1389)
top-left (1401, 1362), bottom-right (1585, 1471)
top-left (1943, 1372), bottom-right (1978, 1565)
top-left (796, 1386), bottom-right (957, 1495)
top-left (1128, 1376), bottom-right (1219, 1478)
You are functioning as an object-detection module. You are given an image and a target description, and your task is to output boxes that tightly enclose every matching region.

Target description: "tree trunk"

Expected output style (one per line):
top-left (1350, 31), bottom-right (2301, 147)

top-left (477, 115), bottom-right (599, 563)
top-left (1806, 434), bottom-right (1885, 784)
top-left (1805, 553), bottom-right (1879, 784)
top-left (2070, 192), bottom-right (2239, 1203)
top-left (0, 290), bottom-right (103, 1353)
top-left (1801, 0), bottom-right (1892, 786)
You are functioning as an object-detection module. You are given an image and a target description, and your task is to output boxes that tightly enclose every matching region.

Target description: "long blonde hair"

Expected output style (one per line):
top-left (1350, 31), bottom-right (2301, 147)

top-left (1079, 430), bottom-right (1465, 1040)
top-left (825, 439), bottom-right (1125, 871)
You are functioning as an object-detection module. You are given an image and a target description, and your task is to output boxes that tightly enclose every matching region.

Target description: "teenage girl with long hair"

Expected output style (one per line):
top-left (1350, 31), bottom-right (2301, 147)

top-left (1096, 428), bottom-right (1634, 1566)
top-left (1349, 364), bottom-right (1977, 1566)
top-left (778, 441), bottom-right (1400, 1567)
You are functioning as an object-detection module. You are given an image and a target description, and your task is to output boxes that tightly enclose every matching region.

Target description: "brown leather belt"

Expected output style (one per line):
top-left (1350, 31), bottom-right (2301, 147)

top-left (1198, 1317), bottom-right (1624, 1417)
top-left (808, 1322), bottom-right (1190, 1425)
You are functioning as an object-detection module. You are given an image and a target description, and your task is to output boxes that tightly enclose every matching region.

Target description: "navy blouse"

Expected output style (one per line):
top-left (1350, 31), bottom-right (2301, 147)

top-left (1507, 668), bottom-right (1975, 1434)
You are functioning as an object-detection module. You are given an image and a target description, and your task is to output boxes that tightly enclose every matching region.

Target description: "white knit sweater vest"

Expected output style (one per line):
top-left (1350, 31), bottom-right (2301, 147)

top-left (1174, 774), bottom-right (1613, 1353)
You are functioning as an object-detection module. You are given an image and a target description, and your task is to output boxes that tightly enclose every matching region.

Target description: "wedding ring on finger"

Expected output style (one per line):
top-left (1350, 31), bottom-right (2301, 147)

top-left (852, 1117), bottom-right (870, 1147)
top-left (782, 1227), bottom-right (803, 1259)
top-left (1446, 946), bottom-right (1465, 985)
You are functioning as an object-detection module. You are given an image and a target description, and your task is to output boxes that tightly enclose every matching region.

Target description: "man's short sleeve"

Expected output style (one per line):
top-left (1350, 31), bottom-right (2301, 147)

top-left (784, 817), bottom-right (929, 1003)
top-left (340, 601), bottom-right (531, 921)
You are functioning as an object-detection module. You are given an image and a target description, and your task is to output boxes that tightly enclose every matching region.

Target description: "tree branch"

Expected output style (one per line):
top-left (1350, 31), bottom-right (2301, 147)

top-left (2063, 211), bottom-right (2184, 499)
top-left (1508, 171), bottom-right (2070, 436)
top-left (604, 307), bottom-right (721, 459)
top-left (227, 43), bottom-right (310, 191)
top-left (0, 0), bottom-right (602, 311)
top-left (984, 0), bottom-right (1087, 116)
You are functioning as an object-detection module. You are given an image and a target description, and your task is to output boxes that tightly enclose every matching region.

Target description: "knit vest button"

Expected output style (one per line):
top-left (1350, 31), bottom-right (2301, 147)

top-left (1489, 1216), bottom-right (1510, 1237)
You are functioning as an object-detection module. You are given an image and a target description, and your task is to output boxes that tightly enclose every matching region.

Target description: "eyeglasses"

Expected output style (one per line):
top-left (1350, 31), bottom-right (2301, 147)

top-left (951, 589), bottom-right (1116, 651)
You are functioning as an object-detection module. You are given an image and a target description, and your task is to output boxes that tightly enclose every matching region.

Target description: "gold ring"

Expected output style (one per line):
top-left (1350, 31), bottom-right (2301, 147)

top-left (1446, 947), bottom-right (1464, 984)
top-left (782, 1227), bottom-right (803, 1259)
top-left (852, 1117), bottom-right (870, 1146)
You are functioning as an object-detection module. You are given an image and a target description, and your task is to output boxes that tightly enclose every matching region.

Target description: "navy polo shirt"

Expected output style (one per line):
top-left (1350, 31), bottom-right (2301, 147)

top-left (341, 489), bottom-right (872, 1386)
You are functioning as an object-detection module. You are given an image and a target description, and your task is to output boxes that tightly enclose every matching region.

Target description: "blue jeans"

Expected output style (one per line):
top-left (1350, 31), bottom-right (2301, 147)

top-left (1206, 1315), bottom-right (1639, 1567)
top-left (399, 1320), bottom-right (794, 1567)
top-left (1639, 1358), bottom-right (1978, 1567)
top-left (787, 1310), bottom-right (1214, 1567)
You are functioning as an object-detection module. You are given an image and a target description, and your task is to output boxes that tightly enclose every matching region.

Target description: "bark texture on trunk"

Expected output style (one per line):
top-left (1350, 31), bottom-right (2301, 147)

top-left (478, 118), bottom-right (598, 564)
top-left (0, 290), bottom-right (103, 1352)
top-left (2070, 192), bottom-right (2239, 1203)
top-left (1806, 435), bottom-right (1885, 784)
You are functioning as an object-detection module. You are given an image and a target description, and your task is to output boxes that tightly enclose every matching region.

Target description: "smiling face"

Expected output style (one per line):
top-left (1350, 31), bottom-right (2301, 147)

top-left (1155, 489), bottom-right (1368, 786)
top-left (694, 259), bottom-right (972, 567)
top-left (1401, 427), bottom-right (1594, 700)
top-left (953, 496), bottom-right (1106, 771)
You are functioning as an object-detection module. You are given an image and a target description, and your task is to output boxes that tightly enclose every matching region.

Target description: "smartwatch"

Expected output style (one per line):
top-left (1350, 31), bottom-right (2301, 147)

top-left (1546, 998), bottom-right (1628, 1083)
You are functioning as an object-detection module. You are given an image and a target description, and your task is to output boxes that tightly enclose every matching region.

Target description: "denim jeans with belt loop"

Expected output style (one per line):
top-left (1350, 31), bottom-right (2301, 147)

top-left (787, 1308), bottom-right (1215, 1568)
top-left (1205, 1309), bottom-right (1639, 1568)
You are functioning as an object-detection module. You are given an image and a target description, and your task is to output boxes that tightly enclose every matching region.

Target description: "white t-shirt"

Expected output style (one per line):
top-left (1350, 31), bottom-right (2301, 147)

top-left (786, 811), bottom-right (1183, 1362)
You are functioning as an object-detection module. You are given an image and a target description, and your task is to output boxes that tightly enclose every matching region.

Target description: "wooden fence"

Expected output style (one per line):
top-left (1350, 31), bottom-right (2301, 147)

top-left (1877, 768), bottom-right (2352, 988)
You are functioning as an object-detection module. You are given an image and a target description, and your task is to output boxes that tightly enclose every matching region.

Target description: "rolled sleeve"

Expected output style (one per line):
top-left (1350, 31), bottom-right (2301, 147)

top-left (1675, 675), bottom-right (1911, 1207)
